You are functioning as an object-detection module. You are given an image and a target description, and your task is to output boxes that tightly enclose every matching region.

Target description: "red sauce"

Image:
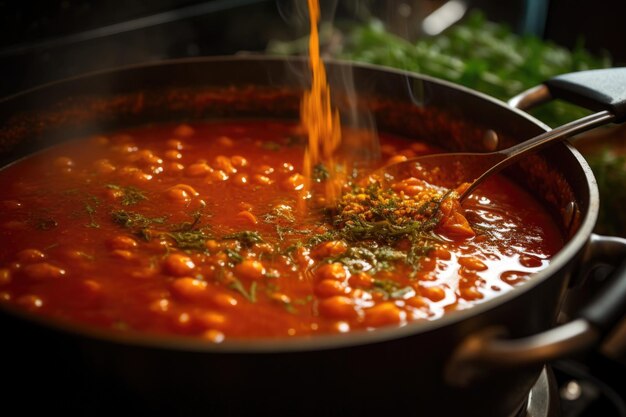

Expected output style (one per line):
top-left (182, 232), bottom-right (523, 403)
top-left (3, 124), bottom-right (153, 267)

top-left (0, 121), bottom-right (563, 340)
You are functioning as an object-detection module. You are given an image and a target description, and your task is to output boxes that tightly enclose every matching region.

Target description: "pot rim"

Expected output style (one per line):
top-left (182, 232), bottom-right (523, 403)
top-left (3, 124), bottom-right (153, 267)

top-left (0, 55), bottom-right (601, 353)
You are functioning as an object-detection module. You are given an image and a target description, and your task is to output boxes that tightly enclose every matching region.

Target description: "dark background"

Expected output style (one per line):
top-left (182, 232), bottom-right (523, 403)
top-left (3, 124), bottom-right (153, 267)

top-left (1, 0), bottom-right (625, 97)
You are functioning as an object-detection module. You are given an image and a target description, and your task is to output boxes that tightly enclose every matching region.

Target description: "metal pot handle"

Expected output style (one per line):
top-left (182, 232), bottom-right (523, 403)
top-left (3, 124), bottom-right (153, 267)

top-left (448, 68), bottom-right (626, 387)
top-left (445, 234), bottom-right (626, 387)
top-left (508, 67), bottom-right (626, 121)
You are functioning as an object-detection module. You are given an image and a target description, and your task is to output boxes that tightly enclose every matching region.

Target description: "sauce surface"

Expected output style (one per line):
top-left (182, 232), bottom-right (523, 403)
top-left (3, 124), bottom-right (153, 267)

top-left (0, 121), bottom-right (563, 340)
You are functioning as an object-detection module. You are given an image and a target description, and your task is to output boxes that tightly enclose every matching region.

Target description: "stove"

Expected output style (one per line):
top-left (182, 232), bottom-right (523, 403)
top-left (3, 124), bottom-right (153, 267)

top-left (521, 355), bottom-right (626, 417)
top-left (1, 2), bottom-right (625, 416)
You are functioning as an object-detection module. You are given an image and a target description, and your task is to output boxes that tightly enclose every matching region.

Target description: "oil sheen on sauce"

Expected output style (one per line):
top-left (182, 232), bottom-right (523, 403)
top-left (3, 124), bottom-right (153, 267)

top-left (0, 121), bottom-right (563, 340)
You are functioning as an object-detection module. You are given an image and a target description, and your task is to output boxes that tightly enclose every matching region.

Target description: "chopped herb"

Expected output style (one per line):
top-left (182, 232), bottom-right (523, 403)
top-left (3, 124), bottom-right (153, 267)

top-left (166, 230), bottom-right (212, 250)
top-left (372, 279), bottom-right (414, 300)
top-left (307, 231), bottom-right (339, 246)
top-left (106, 184), bottom-right (148, 206)
top-left (171, 210), bottom-right (204, 232)
top-left (229, 278), bottom-right (257, 303)
top-left (224, 248), bottom-right (244, 264)
top-left (223, 230), bottom-right (264, 247)
top-left (312, 163), bottom-right (330, 182)
top-left (262, 205), bottom-right (296, 224)
top-left (84, 195), bottom-right (101, 228)
top-left (285, 134), bottom-right (306, 147)
top-left (33, 216), bottom-right (58, 231)
top-left (111, 210), bottom-right (167, 231)
top-left (331, 245), bottom-right (409, 274)
top-left (261, 141), bottom-right (282, 151)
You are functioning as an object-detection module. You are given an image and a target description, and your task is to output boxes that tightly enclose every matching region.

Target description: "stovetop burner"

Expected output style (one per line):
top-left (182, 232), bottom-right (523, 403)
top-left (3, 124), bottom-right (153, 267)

top-left (523, 355), bottom-right (626, 417)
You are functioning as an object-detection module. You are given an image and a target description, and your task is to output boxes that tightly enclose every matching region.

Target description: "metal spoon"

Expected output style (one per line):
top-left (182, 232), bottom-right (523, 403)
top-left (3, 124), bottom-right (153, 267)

top-left (374, 68), bottom-right (626, 202)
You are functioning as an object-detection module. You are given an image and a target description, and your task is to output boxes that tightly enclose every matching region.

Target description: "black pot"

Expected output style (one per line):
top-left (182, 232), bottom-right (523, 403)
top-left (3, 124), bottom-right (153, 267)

top-left (1, 57), bottom-right (625, 417)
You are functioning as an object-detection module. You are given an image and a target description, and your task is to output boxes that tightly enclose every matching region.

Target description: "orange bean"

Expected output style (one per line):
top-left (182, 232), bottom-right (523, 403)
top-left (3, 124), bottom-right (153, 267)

top-left (164, 150), bottom-right (183, 160)
top-left (405, 295), bottom-right (428, 309)
top-left (0, 268), bottom-right (11, 286)
top-left (16, 249), bottom-right (46, 263)
top-left (234, 259), bottom-right (265, 280)
top-left (410, 142), bottom-right (430, 153)
top-left (185, 162), bottom-right (213, 177)
top-left (281, 173), bottom-right (305, 191)
top-left (460, 286), bottom-right (483, 301)
top-left (108, 235), bottom-right (138, 250)
top-left (236, 210), bottom-right (258, 225)
top-left (252, 175), bottom-right (273, 186)
top-left (232, 173), bottom-right (249, 187)
top-left (268, 292), bottom-right (291, 306)
top-left (420, 286), bottom-right (446, 302)
top-left (110, 250), bottom-right (137, 261)
top-left (254, 165), bottom-right (274, 175)
top-left (167, 162), bottom-right (185, 173)
top-left (315, 262), bottom-right (347, 281)
top-left (280, 163), bottom-right (294, 174)
top-left (165, 184), bottom-right (199, 203)
top-left (208, 169), bottom-right (229, 182)
top-left (176, 312), bottom-right (192, 328)
top-left (318, 296), bottom-right (359, 320)
top-left (217, 136), bottom-right (234, 147)
top-left (196, 310), bottom-right (227, 328)
top-left (16, 294), bottom-right (43, 310)
top-left (231, 155), bottom-right (248, 167)
top-left (132, 149), bottom-right (162, 166)
top-left (386, 155), bottom-right (408, 165)
top-left (432, 247), bottom-right (451, 260)
top-left (170, 277), bottom-right (208, 301)
top-left (213, 155), bottom-right (237, 174)
top-left (211, 292), bottom-right (238, 309)
top-left (348, 273), bottom-right (374, 288)
top-left (22, 263), bottom-right (66, 281)
top-left (202, 329), bottom-right (225, 343)
top-left (131, 266), bottom-right (158, 280)
top-left (315, 279), bottom-right (347, 298)
top-left (458, 256), bottom-right (488, 271)
top-left (149, 298), bottom-right (170, 313)
top-left (364, 302), bottom-right (406, 327)
top-left (54, 156), bottom-right (74, 168)
top-left (399, 149), bottom-right (416, 158)
top-left (93, 159), bottom-right (116, 174)
top-left (311, 240), bottom-right (348, 259)
top-left (163, 254), bottom-right (196, 276)
top-left (174, 124), bottom-right (194, 137)
top-left (166, 139), bottom-right (184, 150)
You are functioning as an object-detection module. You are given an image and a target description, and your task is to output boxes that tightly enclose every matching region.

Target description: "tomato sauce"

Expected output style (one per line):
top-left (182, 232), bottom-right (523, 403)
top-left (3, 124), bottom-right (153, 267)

top-left (0, 121), bottom-right (563, 340)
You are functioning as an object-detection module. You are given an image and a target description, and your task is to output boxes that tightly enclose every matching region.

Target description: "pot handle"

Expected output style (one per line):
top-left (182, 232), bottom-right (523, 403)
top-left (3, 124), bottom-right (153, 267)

top-left (508, 67), bottom-right (626, 121)
top-left (445, 234), bottom-right (626, 387)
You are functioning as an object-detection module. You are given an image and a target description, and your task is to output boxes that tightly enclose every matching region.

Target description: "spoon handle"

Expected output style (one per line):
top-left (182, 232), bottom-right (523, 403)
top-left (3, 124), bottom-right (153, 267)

top-left (459, 110), bottom-right (614, 200)
top-left (461, 68), bottom-right (626, 200)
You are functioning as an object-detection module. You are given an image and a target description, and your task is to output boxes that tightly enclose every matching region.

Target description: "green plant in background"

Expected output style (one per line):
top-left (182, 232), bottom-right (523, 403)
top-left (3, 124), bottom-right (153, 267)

top-left (587, 150), bottom-right (626, 237)
top-left (340, 12), bottom-right (611, 127)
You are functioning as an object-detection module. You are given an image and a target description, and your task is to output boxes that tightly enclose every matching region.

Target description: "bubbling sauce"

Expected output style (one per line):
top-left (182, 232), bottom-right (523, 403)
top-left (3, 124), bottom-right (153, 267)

top-left (0, 121), bottom-right (563, 340)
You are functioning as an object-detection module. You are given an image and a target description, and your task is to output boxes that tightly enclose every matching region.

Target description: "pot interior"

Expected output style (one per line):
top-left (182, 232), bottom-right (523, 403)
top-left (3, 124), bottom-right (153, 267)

top-left (0, 57), bottom-right (593, 239)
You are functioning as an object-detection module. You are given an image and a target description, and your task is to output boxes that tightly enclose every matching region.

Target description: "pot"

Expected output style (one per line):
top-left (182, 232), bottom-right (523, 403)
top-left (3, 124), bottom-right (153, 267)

top-left (1, 57), bottom-right (625, 417)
